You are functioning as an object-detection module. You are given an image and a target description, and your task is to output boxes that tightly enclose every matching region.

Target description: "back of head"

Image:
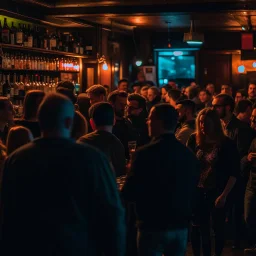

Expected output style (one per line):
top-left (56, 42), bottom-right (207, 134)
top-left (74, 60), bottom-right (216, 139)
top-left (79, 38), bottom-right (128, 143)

top-left (57, 81), bottom-right (75, 91)
top-left (128, 93), bottom-right (146, 109)
top-left (89, 102), bottom-right (114, 127)
top-left (188, 86), bottom-right (199, 99)
top-left (236, 99), bottom-right (252, 114)
top-left (176, 99), bottom-right (196, 114)
top-left (107, 90), bottom-right (128, 104)
top-left (56, 87), bottom-right (77, 104)
top-left (71, 111), bottom-right (88, 140)
top-left (153, 103), bottom-right (178, 131)
top-left (168, 89), bottom-right (181, 102)
top-left (37, 93), bottom-right (75, 134)
top-left (86, 84), bottom-right (106, 97)
top-left (215, 93), bottom-right (235, 112)
top-left (77, 93), bottom-right (91, 119)
top-left (6, 126), bottom-right (33, 155)
top-left (23, 90), bottom-right (45, 120)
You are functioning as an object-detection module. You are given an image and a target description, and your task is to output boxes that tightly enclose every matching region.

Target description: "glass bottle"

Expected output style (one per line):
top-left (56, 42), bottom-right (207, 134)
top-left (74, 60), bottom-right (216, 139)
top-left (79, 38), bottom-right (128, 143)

top-left (50, 30), bottom-right (57, 51)
top-left (10, 22), bottom-right (16, 45)
top-left (7, 54), bottom-right (11, 69)
top-left (23, 24), bottom-right (28, 47)
top-left (10, 74), bottom-right (14, 98)
top-left (2, 18), bottom-right (10, 44)
top-left (56, 58), bottom-right (59, 71)
top-left (43, 29), bottom-right (49, 50)
top-left (13, 73), bottom-right (19, 96)
top-left (16, 23), bottom-right (24, 46)
top-left (0, 21), bottom-right (2, 43)
top-left (11, 55), bottom-right (15, 69)
top-left (14, 54), bottom-right (19, 69)
top-left (27, 24), bottom-right (33, 47)
top-left (33, 26), bottom-right (39, 48)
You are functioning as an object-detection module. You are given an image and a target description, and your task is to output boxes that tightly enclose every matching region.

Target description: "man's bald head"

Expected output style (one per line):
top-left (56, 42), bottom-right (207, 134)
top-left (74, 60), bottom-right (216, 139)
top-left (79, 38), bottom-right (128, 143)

top-left (38, 93), bottom-right (74, 135)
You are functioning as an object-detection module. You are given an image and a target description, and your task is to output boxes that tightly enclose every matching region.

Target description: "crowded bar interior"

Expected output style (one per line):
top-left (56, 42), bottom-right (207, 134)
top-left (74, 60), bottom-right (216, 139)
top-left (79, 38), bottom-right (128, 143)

top-left (2, 0), bottom-right (256, 256)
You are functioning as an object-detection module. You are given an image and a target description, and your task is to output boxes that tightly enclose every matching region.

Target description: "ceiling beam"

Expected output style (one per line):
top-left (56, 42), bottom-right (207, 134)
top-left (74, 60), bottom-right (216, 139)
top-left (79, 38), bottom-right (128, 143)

top-left (46, 2), bottom-right (254, 17)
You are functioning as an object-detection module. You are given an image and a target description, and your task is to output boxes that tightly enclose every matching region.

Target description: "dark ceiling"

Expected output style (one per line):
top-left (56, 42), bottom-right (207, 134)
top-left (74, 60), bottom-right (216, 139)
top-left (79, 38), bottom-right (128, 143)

top-left (6, 0), bottom-right (256, 32)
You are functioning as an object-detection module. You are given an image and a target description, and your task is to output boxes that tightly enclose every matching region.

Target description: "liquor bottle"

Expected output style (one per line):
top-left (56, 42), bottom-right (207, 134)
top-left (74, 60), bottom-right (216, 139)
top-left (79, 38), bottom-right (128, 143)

top-left (16, 24), bottom-right (24, 46)
top-left (7, 54), bottom-right (11, 69)
top-left (19, 54), bottom-right (24, 70)
top-left (3, 74), bottom-right (11, 98)
top-left (64, 34), bottom-right (70, 52)
top-left (45, 58), bottom-right (49, 70)
top-left (0, 73), bottom-right (3, 95)
top-left (10, 22), bottom-right (16, 45)
top-left (13, 73), bottom-right (19, 96)
top-left (0, 21), bottom-right (2, 43)
top-left (56, 58), bottom-right (59, 71)
top-left (59, 58), bottom-right (64, 70)
top-left (23, 24), bottom-right (28, 47)
top-left (33, 26), bottom-right (39, 48)
top-left (43, 29), bottom-right (49, 50)
top-left (56, 32), bottom-right (62, 51)
top-left (2, 18), bottom-right (10, 44)
top-left (14, 54), bottom-right (19, 69)
top-left (27, 25), bottom-right (33, 47)
top-left (49, 30), bottom-right (57, 51)
top-left (11, 55), bottom-right (15, 69)
top-left (10, 74), bottom-right (14, 98)
top-left (79, 38), bottom-right (84, 55)
top-left (18, 74), bottom-right (25, 97)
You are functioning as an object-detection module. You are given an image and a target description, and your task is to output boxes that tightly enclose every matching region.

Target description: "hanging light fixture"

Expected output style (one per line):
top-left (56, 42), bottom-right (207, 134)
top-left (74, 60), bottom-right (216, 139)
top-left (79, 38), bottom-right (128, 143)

top-left (166, 21), bottom-right (172, 48)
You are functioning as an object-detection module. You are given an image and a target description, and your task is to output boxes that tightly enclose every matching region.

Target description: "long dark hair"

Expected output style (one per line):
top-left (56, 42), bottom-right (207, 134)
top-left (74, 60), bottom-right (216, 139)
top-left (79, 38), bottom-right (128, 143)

top-left (23, 90), bottom-right (45, 120)
top-left (196, 108), bottom-right (225, 147)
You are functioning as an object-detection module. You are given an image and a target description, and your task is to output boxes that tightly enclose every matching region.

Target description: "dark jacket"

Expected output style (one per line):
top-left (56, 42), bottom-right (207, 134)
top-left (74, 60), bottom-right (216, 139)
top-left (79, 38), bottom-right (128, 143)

top-left (78, 130), bottom-right (126, 177)
top-left (224, 115), bottom-right (255, 158)
top-left (187, 134), bottom-right (240, 193)
top-left (128, 115), bottom-right (150, 147)
top-left (122, 133), bottom-right (200, 231)
top-left (0, 138), bottom-right (126, 256)
top-left (112, 118), bottom-right (137, 159)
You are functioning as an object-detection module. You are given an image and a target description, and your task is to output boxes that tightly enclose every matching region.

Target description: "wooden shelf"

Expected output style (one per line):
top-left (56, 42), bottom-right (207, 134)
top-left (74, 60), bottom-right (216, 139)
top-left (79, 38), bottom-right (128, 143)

top-left (0, 69), bottom-right (79, 73)
top-left (0, 43), bottom-right (89, 59)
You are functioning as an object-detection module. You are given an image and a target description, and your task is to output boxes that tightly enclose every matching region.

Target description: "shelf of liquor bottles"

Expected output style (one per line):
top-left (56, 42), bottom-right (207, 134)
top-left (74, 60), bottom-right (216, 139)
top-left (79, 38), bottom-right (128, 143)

top-left (1, 50), bottom-right (81, 72)
top-left (0, 43), bottom-right (89, 59)
top-left (0, 69), bottom-right (79, 73)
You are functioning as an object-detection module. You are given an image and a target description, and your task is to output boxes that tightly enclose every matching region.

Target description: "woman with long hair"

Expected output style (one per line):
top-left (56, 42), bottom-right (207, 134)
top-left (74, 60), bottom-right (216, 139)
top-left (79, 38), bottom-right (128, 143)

top-left (15, 90), bottom-right (45, 138)
top-left (187, 108), bottom-right (239, 256)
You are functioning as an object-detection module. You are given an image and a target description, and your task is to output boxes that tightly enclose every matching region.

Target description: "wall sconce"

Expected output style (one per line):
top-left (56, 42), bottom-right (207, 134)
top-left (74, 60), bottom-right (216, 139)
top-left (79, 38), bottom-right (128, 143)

top-left (97, 53), bottom-right (108, 70)
top-left (238, 65), bottom-right (245, 73)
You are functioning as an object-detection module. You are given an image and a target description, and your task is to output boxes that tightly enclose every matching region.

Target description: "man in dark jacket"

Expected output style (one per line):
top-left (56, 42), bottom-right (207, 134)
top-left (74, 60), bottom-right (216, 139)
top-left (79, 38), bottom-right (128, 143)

top-left (0, 93), bottom-right (126, 256)
top-left (126, 93), bottom-right (150, 147)
top-left (213, 93), bottom-right (255, 249)
top-left (122, 103), bottom-right (200, 256)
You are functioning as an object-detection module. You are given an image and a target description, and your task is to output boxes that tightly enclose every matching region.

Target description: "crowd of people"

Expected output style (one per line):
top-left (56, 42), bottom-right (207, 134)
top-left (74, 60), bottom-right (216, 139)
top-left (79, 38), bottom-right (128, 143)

top-left (0, 77), bottom-right (255, 256)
